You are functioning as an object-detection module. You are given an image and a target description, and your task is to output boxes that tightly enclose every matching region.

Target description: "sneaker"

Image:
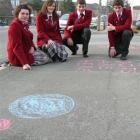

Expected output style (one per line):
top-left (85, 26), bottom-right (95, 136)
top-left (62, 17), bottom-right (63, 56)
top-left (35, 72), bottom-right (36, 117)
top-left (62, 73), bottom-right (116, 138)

top-left (120, 55), bottom-right (127, 60)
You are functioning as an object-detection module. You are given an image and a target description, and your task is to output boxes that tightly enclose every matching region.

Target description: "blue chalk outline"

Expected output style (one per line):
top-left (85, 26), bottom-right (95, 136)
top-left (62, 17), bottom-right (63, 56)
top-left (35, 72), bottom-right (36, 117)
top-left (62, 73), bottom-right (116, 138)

top-left (9, 94), bottom-right (75, 119)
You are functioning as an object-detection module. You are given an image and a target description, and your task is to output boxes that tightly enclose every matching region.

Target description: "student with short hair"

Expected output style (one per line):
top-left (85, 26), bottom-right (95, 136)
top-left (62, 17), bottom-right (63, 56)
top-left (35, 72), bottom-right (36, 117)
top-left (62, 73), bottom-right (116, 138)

top-left (63, 0), bottom-right (92, 57)
top-left (107, 0), bottom-right (133, 60)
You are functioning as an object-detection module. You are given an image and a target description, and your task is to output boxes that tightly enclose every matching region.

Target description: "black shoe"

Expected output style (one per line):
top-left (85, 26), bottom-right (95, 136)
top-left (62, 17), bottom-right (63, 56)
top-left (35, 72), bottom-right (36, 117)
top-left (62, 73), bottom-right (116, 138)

top-left (71, 45), bottom-right (78, 55)
top-left (75, 45), bottom-right (79, 51)
top-left (71, 51), bottom-right (77, 55)
top-left (120, 55), bottom-right (127, 60)
top-left (83, 54), bottom-right (89, 58)
top-left (41, 45), bottom-right (48, 53)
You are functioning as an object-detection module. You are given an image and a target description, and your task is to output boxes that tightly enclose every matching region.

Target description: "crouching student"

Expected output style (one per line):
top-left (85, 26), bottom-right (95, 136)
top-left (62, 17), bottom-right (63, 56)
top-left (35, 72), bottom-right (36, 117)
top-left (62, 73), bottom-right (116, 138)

top-left (63, 0), bottom-right (92, 57)
top-left (107, 0), bottom-right (133, 60)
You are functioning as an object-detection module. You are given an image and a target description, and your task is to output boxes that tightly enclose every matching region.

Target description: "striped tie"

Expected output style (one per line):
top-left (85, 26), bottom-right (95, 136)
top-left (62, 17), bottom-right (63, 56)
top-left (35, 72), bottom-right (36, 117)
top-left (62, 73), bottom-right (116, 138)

top-left (118, 14), bottom-right (121, 21)
top-left (48, 16), bottom-right (52, 24)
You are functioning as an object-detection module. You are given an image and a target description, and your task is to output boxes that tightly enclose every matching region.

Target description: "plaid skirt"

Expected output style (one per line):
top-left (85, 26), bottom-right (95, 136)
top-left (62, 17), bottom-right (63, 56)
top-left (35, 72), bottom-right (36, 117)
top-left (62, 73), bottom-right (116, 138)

top-left (42, 43), bottom-right (68, 62)
top-left (32, 49), bottom-right (51, 66)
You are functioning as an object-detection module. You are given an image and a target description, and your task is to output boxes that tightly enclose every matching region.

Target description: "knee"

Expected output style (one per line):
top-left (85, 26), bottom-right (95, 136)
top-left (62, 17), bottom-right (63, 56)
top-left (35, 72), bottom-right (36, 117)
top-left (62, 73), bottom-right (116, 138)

top-left (122, 30), bottom-right (132, 37)
top-left (83, 28), bottom-right (91, 36)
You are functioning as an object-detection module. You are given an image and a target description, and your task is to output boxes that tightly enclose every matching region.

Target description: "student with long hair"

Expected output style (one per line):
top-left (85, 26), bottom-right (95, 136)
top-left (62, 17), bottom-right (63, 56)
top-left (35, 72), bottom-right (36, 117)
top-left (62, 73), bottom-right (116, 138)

top-left (36, 0), bottom-right (68, 62)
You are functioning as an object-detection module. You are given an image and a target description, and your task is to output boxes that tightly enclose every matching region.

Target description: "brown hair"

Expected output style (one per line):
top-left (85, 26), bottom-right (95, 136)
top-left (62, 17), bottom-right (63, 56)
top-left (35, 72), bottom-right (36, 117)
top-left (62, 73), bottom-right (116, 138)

top-left (14, 4), bottom-right (32, 18)
top-left (39, 0), bottom-right (58, 20)
top-left (113, 0), bottom-right (124, 7)
top-left (76, 0), bottom-right (86, 5)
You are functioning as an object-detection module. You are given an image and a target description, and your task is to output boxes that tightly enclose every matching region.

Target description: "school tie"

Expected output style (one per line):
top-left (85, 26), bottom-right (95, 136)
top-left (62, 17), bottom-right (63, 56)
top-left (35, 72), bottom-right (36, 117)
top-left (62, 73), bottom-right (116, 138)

top-left (80, 13), bottom-right (84, 19)
top-left (48, 16), bottom-right (52, 24)
top-left (118, 13), bottom-right (121, 21)
top-left (79, 13), bottom-right (84, 22)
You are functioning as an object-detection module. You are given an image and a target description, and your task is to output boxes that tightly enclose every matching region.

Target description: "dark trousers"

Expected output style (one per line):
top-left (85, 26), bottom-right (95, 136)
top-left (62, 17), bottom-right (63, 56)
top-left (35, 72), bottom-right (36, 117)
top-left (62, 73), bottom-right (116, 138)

top-left (63, 28), bottom-right (91, 55)
top-left (115, 30), bottom-right (133, 56)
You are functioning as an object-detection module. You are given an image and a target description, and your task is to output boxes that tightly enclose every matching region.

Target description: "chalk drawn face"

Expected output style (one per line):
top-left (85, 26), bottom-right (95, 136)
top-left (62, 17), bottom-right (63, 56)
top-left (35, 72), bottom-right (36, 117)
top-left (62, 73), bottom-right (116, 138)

top-left (0, 119), bottom-right (11, 131)
top-left (9, 94), bottom-right (75, 119)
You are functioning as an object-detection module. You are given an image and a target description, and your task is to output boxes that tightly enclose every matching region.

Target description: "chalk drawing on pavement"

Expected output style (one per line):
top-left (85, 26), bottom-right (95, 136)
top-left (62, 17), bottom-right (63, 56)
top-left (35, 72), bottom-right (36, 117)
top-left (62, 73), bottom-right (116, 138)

top-left (0, 119), bottom-right (11, 131)
top-left (75, 58), bottom-right (140, 73)
top-left (9, 94), bottom-right (75, 119)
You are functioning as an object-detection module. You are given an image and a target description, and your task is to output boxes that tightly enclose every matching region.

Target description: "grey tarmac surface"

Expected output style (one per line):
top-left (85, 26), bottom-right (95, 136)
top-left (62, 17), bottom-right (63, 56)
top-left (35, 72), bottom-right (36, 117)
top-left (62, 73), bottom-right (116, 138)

top-left (0, 26), bottom-right (140, 140)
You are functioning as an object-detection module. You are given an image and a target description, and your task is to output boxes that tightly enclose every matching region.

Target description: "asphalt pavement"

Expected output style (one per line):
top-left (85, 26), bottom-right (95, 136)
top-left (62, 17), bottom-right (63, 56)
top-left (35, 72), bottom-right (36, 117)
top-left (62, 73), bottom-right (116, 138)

top-left (0, 27), bottom-right (140, 140)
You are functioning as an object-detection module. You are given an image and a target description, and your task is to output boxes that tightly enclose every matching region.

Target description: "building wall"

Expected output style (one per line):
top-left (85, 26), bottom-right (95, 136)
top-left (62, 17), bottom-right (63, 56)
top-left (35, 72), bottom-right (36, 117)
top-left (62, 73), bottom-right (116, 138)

top-left (0, 0), bottom-right (13, 25)
top-left (11, 0), bottom-right (20, 8)
top-left (133, 9), bottom-right (140, 21)
top-left (133, 6), bottom-right (140, 21)
top-left (0, 0), bottom-right (13, 16)
top-left (20, 0), bottom-right (28, 4)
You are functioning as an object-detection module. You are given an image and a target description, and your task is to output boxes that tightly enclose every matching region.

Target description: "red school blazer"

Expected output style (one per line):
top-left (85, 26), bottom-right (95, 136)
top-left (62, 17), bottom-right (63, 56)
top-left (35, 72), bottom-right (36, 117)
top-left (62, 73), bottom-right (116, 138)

top-left (64, 9), bottom-right (92, 39)
top-left (108, 8), bottom-right (133, 47)
top-left (36, 13), bottom-right (63, 47)
top-left (7, 18), bottom-right (34, 66)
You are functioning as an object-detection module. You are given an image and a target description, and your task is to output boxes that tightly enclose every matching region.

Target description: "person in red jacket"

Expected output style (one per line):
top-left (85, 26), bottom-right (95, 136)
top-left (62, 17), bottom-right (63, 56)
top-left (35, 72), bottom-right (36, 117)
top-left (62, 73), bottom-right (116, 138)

top-left (107, 0), bottom-right (133, 60)
top-left (7, 4), bottom-right (49, 70)
top-left (63, 0), bottom-right (92, 57)
top-left (36, 0), bottom-right (68, 62)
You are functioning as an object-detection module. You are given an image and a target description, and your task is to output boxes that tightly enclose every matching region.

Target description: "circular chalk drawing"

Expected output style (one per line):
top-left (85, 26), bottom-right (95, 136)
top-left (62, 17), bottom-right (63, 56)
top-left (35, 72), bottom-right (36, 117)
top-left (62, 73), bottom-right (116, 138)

top-left (0, 119), bottom-right (11, 131)
top-left (9, 94), bottom-right (75, 119)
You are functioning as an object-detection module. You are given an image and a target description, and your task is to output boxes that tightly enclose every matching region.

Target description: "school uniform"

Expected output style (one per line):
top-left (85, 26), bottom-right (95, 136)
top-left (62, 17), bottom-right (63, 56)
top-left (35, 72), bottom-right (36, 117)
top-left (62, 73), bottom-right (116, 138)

top-left (7, 18), bottom-right (34, 66)
top-left (108, 8), bottom-right (133, 57)
top-left (36, 13), bottom-right (68, 62)
top-left (7, 18), bottom-right (49, 66)
top-left (63, 9), bottom-right (92, 57)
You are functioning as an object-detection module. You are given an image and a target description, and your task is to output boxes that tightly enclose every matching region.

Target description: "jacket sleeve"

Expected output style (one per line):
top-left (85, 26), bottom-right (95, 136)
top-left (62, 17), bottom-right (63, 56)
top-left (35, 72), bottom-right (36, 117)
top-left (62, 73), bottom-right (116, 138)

top-left (63, 14), bottom-right (73, 39)
top-left (108, 15), bottom-right (116, 47)
top-left (73, 10), bottom-right (92, 31)
top-left (57, 20), bottom-right (63, 42)
top-left (115, 9), bottom-right (132, 32)
top-left (36, 15), bottom-right (50, 45)
top-left (8, 24), bottom-right (29, 65)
